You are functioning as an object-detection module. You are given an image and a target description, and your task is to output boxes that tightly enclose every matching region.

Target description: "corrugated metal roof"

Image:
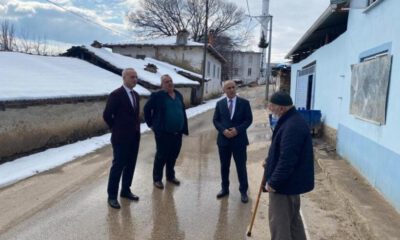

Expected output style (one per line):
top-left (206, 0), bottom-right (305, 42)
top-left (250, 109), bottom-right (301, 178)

top-left (285, 4), bottom-right (349, 63)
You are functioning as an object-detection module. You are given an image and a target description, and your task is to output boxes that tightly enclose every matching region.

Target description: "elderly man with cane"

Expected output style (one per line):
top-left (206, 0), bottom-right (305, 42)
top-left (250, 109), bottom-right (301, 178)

top-left (263, 91), bottom-right (314, 240)
top-left (256, 91), bottom-right (314, 239)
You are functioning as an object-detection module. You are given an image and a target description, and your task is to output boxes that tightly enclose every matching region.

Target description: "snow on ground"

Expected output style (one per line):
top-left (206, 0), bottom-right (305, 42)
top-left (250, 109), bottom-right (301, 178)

top-left (84, 46), bottom-right (199, 86)
top-left (0, 52), bottom-right (150, 101)
top-left (0, 96), bottom-right (223, 188)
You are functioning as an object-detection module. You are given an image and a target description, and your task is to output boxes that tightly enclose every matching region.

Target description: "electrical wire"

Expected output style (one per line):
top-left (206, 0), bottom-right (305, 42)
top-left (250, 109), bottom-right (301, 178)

top-left (44, 0), bottom-right (132, 38)
top-left (246, 0), bottom-right (251, 16)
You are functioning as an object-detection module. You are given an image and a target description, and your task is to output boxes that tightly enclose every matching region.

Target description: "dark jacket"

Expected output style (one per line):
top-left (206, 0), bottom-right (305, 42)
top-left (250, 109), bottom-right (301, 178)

top-left (143, 89), bottom-right (188, 135)
top-left (103, 86), bottom-right (140, 145)
top-left (264, 107), bottom-right (314, 195)
top-left (213, 96), bottom-right (253, 147)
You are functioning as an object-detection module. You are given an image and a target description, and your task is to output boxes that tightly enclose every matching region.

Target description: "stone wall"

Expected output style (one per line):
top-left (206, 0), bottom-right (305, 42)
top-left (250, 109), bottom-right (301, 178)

top-left (322, 124), bottom-right (337, 147)
top-left (0, 97), bottom-right (148, 162)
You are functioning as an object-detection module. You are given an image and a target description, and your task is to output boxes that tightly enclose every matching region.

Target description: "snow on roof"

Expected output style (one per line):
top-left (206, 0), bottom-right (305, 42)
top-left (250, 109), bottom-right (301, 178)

top-left (0, 52), bottom-right (150, 101)
top-left (106, 36), bottom-right (203, 47)
top-left (84, 46), bottom-right (199, 86)
top-left (145, 57), bottom-right (203, 79)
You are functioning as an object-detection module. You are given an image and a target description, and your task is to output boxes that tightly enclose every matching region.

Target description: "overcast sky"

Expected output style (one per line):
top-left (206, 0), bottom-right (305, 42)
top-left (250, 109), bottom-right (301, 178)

top-left (0, 0), bottom-right (330, 62)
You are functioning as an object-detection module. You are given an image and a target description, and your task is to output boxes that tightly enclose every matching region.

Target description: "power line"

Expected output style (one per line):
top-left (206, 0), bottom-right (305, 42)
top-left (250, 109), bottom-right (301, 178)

top-left (44, 0), bottom-right (132, 38)
top-left (246, 0), bottom-right (251, 16)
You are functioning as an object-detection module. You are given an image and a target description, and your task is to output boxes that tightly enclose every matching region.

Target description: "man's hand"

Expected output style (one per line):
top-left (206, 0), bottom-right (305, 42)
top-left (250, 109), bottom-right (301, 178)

top-left (223, 129), bottom-right (234, 138)
top-left (266, 183), bottom-right (276, 193)
top-left (228, 127), bottom-right (238, 137)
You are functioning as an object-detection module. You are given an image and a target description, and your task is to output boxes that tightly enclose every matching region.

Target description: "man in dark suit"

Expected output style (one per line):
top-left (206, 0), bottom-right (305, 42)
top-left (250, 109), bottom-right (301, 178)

top-left (213, 80), bottom-right (253, 203)
top-left (144, 74), bottom-right (188, 189)
top-left (103, 68), bottom-right (141, 209)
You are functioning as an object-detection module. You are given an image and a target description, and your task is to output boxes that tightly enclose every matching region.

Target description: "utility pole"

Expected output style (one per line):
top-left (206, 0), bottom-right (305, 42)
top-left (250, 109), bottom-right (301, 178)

top-left (261, 0), bottom-right (272, 101)
top-left (265, 15), bottom-right (273, 101)
top-left (200, 0), bottom-right (209, 103)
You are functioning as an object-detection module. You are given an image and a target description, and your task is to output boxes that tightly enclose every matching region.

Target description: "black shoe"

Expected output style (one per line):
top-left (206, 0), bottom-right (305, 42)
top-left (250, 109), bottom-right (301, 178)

top-left (108, 198), bottom-right (121, 209)
top-left (167, 178), bottom-right (181, 185)
top-left (241, 193), bottom-right (249, 203)
top-left (216, 190), bottom-right (229, 199)
top-left (120, 192), bottom-right (139, 201)
top-left (154, 181), bottom-right (164, 189)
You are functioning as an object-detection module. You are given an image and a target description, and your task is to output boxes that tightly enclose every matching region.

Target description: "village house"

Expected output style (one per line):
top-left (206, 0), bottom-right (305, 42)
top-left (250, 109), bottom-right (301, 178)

top-left (0, 51), bottom-right (150, 162)
top-left (286, 0), bottom-right (400, 211)
top-left (63, 45), bottom-right (199, 106)
top-left (102, 30), bottom-right (226, 99)
top-left (228, 51), bottom-right (262, 85)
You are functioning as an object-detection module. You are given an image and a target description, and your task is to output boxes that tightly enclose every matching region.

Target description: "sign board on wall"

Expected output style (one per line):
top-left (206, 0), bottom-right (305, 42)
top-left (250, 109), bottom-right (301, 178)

top-left (350, 54), bottom-right (392, 124)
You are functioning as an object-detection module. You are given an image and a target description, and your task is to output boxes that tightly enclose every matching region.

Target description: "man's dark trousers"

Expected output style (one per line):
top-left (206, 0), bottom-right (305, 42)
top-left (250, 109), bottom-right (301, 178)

top-left (218, 144), bottom-right (248, 193)
top-left (107, 133), bottom-right (140, 199)
top-left (153, 132), bottom-right (182, 182)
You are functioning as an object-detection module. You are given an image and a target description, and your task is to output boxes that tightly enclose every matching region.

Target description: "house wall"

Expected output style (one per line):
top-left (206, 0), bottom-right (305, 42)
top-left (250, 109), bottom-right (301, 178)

top-left (175, 87), bottom-right (192, 107)
top-left (231, 52), bottom-right (262, 85)
top-left (111, 46), bottom-right (222, 99)
top-left (0, 98), bottom-right (148, 162)
top-left (290, 0), bottom-right (400, 211)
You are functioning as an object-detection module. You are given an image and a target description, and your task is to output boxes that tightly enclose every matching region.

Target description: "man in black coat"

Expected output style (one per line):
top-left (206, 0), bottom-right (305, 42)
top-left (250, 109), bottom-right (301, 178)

top-left (213, 80), bottom-right (253, 203)
top-left (103, 68), bottom-right (141, 209)
top-left (263, 91), bottom-right (314, 240)
top-left (144, 74), bottom-right (188, 189)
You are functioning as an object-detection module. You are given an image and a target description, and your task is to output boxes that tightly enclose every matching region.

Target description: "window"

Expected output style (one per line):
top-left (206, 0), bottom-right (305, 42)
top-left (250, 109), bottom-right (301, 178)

top-left (217, 67), bottom-right (220, 79)
top-left (233, 68), bottom-right (239, 76)
top-left (213, 64), bottom-right (216, 77)
top-left (350, 48), bottom-right (392, 124)
top-left (364, 0), bottom-right (384, 12)
top-left (248, 55), bottom-right (253, 64)
top-left (136, 54), bottom-right (146, 59)
top-left (207, 61), bottom-right (210, 76)
top-left (247, 68), bottom-right (252, 76)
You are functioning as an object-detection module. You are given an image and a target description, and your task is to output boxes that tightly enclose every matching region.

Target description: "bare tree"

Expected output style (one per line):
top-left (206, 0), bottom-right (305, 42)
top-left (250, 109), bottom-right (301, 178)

top-left (19, 28), bottom-right (34, 53)
top-left (32, 35), bottom-right (49, 55)
top-left (1, 19), bottom-right (16, 51)
top-left (127, 0), bottom-right (245, 42)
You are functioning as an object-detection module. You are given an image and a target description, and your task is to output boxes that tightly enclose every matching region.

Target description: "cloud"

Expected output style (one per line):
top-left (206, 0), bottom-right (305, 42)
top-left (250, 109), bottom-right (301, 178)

top-left (1, 0), bottom-right (133, 46)
top-left (1, 0), bottom-right (330, 62)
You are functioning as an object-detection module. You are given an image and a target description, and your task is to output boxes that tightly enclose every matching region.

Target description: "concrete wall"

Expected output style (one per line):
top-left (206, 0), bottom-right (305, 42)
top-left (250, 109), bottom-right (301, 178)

top-left (175, 87), bottom-right (193, 107)
top-left (290, 0), bottom-right (400, 211)
top-left (111, 46), bottom-right (222, 98)
top-left (0, 97), bottom-right (148, 162)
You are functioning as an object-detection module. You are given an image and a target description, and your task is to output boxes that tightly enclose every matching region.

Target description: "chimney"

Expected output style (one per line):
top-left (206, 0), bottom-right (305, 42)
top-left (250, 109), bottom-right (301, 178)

top-left (91, 40), bottom-right (102, 48)
top-left (208, 29), bottom-right (215, 46)
top-left (176, 29), bottom-right (189, 45)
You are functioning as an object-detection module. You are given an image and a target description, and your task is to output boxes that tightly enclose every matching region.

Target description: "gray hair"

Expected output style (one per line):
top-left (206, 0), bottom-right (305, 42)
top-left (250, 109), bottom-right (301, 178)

top-left (122, 68), bottom-right (136, 78)
top-left (161, 74), bottom-right (172, 83)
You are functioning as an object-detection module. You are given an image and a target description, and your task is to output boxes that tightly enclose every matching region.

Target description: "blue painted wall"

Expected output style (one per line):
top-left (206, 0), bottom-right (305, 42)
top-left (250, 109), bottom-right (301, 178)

top-left (338, 124), bottom-right (400, 211)
top-left (290, 0), bottom-right (400, 212)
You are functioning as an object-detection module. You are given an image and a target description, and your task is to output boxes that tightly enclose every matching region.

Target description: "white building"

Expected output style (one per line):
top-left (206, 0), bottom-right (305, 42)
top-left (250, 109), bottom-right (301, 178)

top-left (103, 31), bottom-right (226, 99)
top-left (287, 0), bottom-right (400, 211)
top-left (229, 51), bottom-right (262, 85)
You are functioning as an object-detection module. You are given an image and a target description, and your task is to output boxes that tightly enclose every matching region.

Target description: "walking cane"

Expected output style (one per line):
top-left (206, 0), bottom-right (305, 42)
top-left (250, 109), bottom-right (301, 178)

top-left (246, 174), bottom-right (267, 237)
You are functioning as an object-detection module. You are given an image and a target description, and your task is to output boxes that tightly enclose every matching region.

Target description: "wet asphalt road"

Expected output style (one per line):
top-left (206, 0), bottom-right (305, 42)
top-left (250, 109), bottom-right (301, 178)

top-left (0, 86), bottom-right (271, 240)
